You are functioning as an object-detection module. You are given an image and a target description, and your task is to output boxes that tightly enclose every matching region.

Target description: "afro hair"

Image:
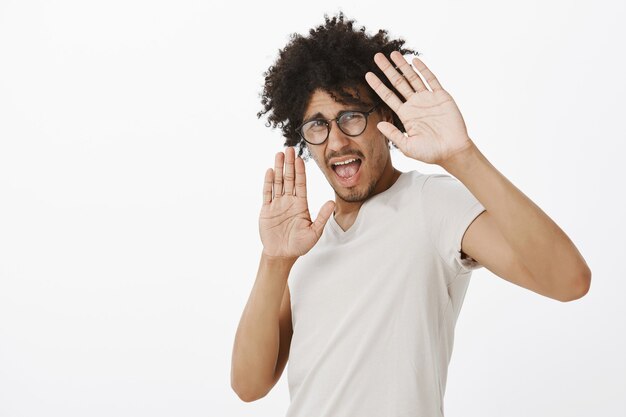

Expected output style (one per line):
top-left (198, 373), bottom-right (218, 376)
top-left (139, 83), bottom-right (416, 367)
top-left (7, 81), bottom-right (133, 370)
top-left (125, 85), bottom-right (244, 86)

top-left (257, 12), bottom-right (420, 160)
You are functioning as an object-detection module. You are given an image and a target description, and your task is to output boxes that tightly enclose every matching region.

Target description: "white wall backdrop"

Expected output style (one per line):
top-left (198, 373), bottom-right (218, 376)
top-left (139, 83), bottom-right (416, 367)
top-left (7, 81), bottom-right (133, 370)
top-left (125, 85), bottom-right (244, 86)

top-left (1, 0), bottom-right (624, 416)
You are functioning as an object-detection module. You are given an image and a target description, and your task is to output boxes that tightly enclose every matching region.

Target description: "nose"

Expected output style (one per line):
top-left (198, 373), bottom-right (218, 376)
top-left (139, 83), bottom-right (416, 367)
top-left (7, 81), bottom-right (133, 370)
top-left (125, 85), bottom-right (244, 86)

top-left (326, 119), bottom-right (352, 152)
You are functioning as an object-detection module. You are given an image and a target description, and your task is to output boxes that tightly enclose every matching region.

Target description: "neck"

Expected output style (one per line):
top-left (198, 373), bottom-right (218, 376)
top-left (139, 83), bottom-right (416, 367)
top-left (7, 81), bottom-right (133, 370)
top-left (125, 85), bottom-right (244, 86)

top-left (333, 164), bottom-right (402, 218)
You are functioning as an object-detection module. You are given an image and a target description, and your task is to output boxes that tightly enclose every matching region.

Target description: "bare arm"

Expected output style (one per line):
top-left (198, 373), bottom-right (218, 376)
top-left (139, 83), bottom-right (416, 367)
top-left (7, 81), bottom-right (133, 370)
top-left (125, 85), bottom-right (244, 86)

top-left (230, 147), bottom-right (334, 402)
top-left (230, 253), bottom-right (295, 402)
top-left (366, 52), bottom-right (591, 301)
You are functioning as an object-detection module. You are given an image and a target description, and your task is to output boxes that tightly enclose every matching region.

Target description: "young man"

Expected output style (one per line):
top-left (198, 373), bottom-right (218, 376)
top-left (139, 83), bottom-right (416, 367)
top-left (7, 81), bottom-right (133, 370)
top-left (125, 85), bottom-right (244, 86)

top-left (231, 13), bottom-right (591, 416)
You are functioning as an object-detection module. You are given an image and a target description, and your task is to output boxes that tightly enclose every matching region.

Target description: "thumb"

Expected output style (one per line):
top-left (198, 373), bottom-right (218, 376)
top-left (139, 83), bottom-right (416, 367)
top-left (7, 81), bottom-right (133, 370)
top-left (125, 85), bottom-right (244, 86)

top-left (377, 121), bottom-right (407, 150)
top-left (311, 200), bottom-right (336, 236)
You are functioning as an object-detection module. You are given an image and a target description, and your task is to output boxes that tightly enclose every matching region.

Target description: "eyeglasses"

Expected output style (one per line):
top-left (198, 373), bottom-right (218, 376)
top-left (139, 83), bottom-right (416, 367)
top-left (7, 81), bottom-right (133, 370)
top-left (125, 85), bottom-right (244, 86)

top-left (296, 104), bottom-right (379, 145)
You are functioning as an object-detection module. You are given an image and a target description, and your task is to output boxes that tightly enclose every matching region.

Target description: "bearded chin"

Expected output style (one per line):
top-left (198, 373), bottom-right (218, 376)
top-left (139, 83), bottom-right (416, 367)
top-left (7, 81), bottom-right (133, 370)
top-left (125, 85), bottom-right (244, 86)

top-left (334, 180), bottom-right (376, 203)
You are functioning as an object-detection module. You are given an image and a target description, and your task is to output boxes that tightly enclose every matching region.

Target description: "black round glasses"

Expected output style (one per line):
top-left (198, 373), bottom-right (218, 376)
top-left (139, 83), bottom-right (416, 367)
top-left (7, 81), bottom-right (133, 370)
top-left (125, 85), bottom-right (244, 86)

top-left (296, 104), bottom-right (379, 145)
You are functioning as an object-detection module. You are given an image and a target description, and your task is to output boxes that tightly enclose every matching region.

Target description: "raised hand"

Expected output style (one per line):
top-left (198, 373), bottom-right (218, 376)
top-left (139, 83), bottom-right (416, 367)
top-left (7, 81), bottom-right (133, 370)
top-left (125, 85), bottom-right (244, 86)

top-left (365, 51), bottom-right (475, 166)
top-left (259, 146), bottom-right (336, 260)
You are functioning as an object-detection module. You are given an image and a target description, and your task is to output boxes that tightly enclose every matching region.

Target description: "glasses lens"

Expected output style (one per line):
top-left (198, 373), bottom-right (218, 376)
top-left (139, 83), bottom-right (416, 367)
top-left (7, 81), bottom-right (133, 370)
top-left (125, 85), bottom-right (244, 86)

top-left (338, 112), bottom-right (367, 136)
top-left (301, 120), bottom-right (328, 144)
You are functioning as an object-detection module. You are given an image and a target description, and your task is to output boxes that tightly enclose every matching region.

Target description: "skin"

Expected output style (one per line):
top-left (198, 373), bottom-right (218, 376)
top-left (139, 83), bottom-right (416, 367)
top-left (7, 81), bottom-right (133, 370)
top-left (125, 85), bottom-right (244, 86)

top-left (232, 49), bottom-right (592, 403)
top-left (302, 88), bottom-right (403, 231)
top-left (365, 51), bottom-right (591, 301)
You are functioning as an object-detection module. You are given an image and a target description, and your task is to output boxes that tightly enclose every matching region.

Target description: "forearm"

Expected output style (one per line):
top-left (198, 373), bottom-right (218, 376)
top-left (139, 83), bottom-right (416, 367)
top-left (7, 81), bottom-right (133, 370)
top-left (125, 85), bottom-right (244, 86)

top-left (442, 141), bottom-right (591, 288)
top-left (231, 253), bottom-right (296, 401)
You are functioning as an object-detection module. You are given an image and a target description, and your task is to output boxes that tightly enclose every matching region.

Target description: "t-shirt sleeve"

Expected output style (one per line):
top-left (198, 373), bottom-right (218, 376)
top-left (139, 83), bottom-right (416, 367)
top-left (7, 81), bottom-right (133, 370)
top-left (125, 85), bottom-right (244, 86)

top-left (420, 173), bottom-right (486, 273)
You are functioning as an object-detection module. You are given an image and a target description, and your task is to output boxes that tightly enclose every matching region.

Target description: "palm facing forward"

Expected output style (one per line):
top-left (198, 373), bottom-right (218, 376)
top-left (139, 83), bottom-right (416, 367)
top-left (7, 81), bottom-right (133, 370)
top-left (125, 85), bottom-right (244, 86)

top-left (259, 147), bottom-right (335, 259)
top-left (365, 51), bottom-right (475, 166)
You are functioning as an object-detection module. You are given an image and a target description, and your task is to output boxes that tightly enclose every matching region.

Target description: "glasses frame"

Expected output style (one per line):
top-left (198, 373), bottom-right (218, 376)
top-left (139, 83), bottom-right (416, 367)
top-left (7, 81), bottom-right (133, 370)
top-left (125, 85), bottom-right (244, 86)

top-left (296, 104), bottom-right (379, 145)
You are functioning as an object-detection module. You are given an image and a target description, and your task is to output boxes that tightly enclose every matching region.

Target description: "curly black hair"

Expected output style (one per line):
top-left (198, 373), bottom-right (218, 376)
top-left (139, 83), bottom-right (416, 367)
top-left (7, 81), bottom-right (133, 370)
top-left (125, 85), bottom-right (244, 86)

top-left (257, 12), bottom-right (420, 160)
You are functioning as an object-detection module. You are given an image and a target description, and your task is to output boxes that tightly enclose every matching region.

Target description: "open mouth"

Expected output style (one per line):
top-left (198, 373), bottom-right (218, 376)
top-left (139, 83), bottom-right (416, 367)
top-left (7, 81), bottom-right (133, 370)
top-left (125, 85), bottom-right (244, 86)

top-left (331, 158), bottom-right (362, 184)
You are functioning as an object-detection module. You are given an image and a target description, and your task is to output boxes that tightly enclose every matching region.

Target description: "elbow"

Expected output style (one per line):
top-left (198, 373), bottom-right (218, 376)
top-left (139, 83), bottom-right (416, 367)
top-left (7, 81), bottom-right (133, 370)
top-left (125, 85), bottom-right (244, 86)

top-left (232, 386), bottom-right (265, 403)
top-left (230, 371), bottom-right (270, 403)
top-left (559, 266), bottom-right (592, 302)
top-left (231, 380), bottom-right (265, 403)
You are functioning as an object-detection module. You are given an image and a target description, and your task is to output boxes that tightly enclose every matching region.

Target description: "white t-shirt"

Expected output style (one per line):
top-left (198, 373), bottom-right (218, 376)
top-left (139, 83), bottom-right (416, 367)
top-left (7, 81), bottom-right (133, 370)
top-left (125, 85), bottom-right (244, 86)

top-left (285, 170), bottom-right (486, 417)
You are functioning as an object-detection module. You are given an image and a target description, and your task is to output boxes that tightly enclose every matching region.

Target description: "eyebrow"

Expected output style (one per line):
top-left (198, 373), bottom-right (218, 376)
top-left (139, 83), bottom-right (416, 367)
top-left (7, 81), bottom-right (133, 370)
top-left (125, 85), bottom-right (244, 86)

top-left (302, 112), bottom-right (327, 124)
top-left (302, 105), bottom-right (373, 124)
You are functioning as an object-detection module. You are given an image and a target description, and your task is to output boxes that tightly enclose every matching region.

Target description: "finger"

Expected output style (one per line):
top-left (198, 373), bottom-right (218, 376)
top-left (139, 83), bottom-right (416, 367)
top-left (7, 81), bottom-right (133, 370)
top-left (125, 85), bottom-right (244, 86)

top-left (263, 168), bottom-right (274, 206)
top-left (365, 71), bottom-right (403, 113)
top-left (283, 146), bottom-right (295, 196)
top-left (273, 151), bottom-right (284, 198)
top-left (411, 56), bottom-right (443, 91)
top-left (390, 51), bottom-right (428, 93)
top-left (294, 155), bottom-right (307, 199)
top-left (311, 200), bottom-right (335, 237)
top-left (377, 121), bottom-right (408, 150)
top-left (373, 52), bottom-right (415, 100)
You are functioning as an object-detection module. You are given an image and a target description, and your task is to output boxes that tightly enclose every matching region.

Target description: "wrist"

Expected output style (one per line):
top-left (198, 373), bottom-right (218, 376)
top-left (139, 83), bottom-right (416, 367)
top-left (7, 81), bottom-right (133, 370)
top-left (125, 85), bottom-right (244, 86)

top-left (261, 250), bottom-right (299, 266)
top-left (439, 139), bottom-right (481, 176)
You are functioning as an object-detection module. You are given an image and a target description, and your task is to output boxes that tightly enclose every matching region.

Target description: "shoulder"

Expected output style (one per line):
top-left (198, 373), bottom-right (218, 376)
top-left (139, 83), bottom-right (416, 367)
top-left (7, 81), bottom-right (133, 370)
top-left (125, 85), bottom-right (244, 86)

top-left (401, 170), bottom-right (460, 189)
top-left (419, 172), bottom-right (468, 197)
top-left (394, 171), bottom-right (463, 207)
top-left (398, 169), bottom-right (430, 190)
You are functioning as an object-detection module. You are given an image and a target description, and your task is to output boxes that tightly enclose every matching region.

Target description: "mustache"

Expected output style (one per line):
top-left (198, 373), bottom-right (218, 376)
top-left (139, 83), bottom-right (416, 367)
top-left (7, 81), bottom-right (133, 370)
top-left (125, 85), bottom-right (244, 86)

top-left (325, 150), bottom-right (364, 165)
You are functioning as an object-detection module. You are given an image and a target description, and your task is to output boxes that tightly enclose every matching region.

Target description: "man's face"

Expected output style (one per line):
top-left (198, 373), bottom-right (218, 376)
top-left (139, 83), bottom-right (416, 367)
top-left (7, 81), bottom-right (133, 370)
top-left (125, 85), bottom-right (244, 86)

top-left (302, 88), bottom-right (393, 203)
